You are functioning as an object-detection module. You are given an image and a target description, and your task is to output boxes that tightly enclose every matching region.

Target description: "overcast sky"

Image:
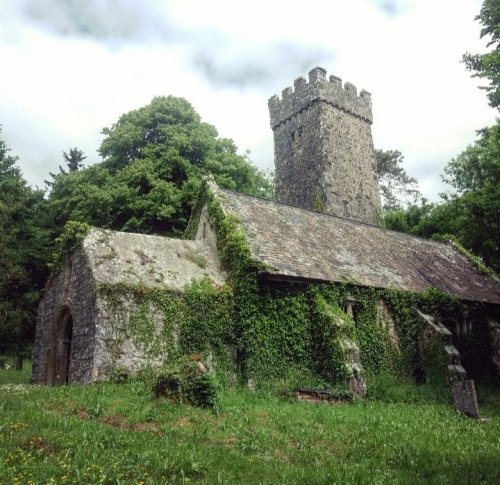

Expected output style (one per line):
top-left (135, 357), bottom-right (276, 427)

top-left (0, 0), bottom-right (497, 201)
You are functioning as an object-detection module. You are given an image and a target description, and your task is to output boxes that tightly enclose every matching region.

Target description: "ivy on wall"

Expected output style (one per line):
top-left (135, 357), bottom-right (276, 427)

top-left (95, 179), bottom-right (496, 388)
top-left (49, 221), bottom-right (91, 272)
top-left (98, 280), bottom-right (236, 381)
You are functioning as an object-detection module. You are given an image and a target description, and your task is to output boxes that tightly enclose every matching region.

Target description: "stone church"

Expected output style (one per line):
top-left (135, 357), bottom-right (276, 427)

top-left (31, 68), bottom-right (500, 390)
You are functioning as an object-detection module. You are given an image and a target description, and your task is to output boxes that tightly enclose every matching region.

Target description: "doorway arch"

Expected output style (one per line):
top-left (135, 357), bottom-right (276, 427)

top-left (49, 307), bottom-right (73, 385)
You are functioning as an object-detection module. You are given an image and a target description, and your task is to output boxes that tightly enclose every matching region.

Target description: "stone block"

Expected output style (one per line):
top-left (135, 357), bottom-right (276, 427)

top-left (447, 364), bottom-right (467, 382)
top-left (349, 376), bottom-right (367, 397)
top-left (452, 379), bottom-right (480, 419)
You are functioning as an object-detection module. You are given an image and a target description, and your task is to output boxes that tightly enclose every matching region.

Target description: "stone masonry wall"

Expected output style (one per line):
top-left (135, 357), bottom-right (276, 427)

top-left (91, 291), bottom-right (171, 379)
top-left (269, 67), bottom-right (381, 224)
top-left (31, 250), bottom-right (98, 384)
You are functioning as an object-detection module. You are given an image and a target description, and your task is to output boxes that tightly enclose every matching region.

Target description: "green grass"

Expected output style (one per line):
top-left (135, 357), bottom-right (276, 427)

top-left (1, 366), bottom-right (500, 484)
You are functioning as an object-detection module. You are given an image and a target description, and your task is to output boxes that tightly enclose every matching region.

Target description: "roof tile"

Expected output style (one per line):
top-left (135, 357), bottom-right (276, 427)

top-left (216, 188), bottom-right (500, 304)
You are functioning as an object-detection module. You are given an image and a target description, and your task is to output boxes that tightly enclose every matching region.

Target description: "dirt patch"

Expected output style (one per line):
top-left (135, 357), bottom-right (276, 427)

top-left (101, 414), bottom-right (128, 430)
top-left (131, 422), bottom-right (158, 433)
top-left (73, 407), bottom-right (160, 434)
top-left (207, 436), bottom-right (238, 447)
top-left (21, 437), bottom-right (59, 454)
top-left (99, 414), bottom-right (159, 434)
top-left (77, 408), bottom-right (89, 419)
top-left (175, 417), bottom-right (191, 427)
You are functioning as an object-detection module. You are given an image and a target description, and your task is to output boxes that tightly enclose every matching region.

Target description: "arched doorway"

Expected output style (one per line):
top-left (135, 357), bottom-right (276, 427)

top-left (47, 307), bottom-right (73, 385)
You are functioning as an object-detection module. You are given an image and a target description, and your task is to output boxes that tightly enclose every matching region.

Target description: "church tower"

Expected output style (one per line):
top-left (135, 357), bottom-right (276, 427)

top-left (268, 67), bottom-right (381, 224)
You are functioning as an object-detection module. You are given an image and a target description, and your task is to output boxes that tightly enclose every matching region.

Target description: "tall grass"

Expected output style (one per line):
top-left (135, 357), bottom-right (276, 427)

top-left (1, 365), bottom-right (499, 484)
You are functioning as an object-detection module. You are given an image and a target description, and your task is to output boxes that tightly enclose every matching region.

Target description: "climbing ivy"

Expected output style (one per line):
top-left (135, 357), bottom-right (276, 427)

top-left (49, 221), bottom-right (91, 272)
top-left (96, 179), bottom-right (496, 390)
top-left (187, 180), bottom-right (495, 387)
top-left (310, 290), bottom-right (356, 383)
top-left (433, 233), bottom-right (499, 280)
top-left (98, 278), bottom-right (235, 382)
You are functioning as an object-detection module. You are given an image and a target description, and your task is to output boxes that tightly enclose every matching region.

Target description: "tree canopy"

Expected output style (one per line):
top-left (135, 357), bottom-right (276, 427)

top-left (441, 123), bottom-right (500, 270)
top-left (383, 123), bottom-right (500, 273)
top-left (47, 96), bottom-right (273, 236)
top-left (463, 0), bottom-right (500, 109)
top-left (63, 147), bottom-right (86, 173)
top-left (375, 149), bottom-right (421, 210)
top-left (0, 131), bottom-right (50, 356)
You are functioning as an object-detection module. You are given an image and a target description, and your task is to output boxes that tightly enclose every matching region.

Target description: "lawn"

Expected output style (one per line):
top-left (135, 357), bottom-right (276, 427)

top-left (1, 364), bottom-right (499, 484)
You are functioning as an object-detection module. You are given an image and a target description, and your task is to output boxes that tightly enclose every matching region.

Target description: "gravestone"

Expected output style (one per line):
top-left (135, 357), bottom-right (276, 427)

top-left (452, 379), bottom-right (480, 419)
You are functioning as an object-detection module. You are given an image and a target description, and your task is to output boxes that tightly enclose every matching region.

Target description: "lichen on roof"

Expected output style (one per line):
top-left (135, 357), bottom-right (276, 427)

top-left (84, 228), bottom-right (227, 290)
top-left (211, 186), bottom-right (500, 304)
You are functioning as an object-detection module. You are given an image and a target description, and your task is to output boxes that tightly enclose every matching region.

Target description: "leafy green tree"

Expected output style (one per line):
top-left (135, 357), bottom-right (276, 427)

top-left (47, 96), bottom-right (273, 236)
top-left (383, 125), bottom-right (500, 272)
top-left (382, 199), bottom-right (435, 235)
top-left (442, 125), bottom-right (500, 192)
top-left (0, 130), bottom-right (51, 362)
top-left (441, 124), bottom-right (500, 270)
top-left (45, 147), bottom-right (87, 187)
top-left (375, 149), bottom-right (421, 210)
top-left (463, 0), bottom-right (500, 109)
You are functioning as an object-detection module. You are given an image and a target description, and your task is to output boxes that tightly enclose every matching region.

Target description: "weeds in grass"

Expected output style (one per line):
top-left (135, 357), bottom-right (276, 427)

top-left (1, 364), bottom-right (500, 484)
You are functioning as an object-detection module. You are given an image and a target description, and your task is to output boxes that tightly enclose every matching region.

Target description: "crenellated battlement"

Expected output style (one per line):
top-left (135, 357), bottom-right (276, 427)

top-left (268, 67), bottom-right (372, 128)
top-left (269, 67), bottom-right (380, 224)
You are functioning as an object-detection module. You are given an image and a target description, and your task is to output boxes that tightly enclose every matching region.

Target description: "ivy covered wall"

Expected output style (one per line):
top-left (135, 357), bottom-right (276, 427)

top-left (185, 180), bottom-right (496, 387)
top-left (95, 280), bottom-right (236, 381)
top-left (86, 179), bottom-right (497, 389)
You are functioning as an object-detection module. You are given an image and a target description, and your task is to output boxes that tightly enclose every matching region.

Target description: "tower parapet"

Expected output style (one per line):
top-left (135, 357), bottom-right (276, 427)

top-left (268, 67), bottom-right (381, 225)
top-left (268, 67), bottom-right (373, 129)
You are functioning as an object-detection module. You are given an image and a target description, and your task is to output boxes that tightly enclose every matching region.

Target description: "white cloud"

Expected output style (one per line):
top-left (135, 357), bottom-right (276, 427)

top-left (0, 0), bottom-right (496, 201)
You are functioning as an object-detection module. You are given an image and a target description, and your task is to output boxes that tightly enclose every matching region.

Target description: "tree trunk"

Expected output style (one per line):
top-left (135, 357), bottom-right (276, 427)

top-left (14, 354), bottom-right (23, 370)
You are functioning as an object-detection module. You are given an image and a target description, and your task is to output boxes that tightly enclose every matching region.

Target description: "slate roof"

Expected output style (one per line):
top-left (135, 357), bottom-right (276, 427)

top-left (214, 186), bottom-right (500, 304)
top-left (84, 228), bottom-right (226, 290)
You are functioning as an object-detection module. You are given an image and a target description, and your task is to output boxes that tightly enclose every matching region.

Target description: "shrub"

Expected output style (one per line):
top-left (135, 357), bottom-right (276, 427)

top-left (152, 358), bottom-right (220, 411)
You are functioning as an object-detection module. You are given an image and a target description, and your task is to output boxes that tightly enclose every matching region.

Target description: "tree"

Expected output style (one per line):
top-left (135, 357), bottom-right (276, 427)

top-left (45, 147), bottom-right (87, 188)
top-left (0, 130), bottom-right (51, 361)
top-left (383, 1), bottom-right (500, 272)
top-left (463, 0), bottom-right (500, 109)
top-left (63, 147), bottom-right (86, 172)
top-left (441, 123), bottom-right (500, 270)
top-left (375, 149), bottom-right (421, 210)
top-left (47, 96), bottom-right (273, 236)
top-left (381, 199), bottom-right (435, 235)
top-left (442, 125), bottom-right (500, 193)
top-left (382, 125), bottom-right (500, 272)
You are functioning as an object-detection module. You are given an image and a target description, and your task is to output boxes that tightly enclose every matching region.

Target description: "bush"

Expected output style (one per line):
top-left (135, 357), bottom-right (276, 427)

top-left (152, 358), bottom-right (220, 411)
top-left (183, 372), bottom-right (220, 409)
top-left (153, 372), bottom-right (182, 400)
